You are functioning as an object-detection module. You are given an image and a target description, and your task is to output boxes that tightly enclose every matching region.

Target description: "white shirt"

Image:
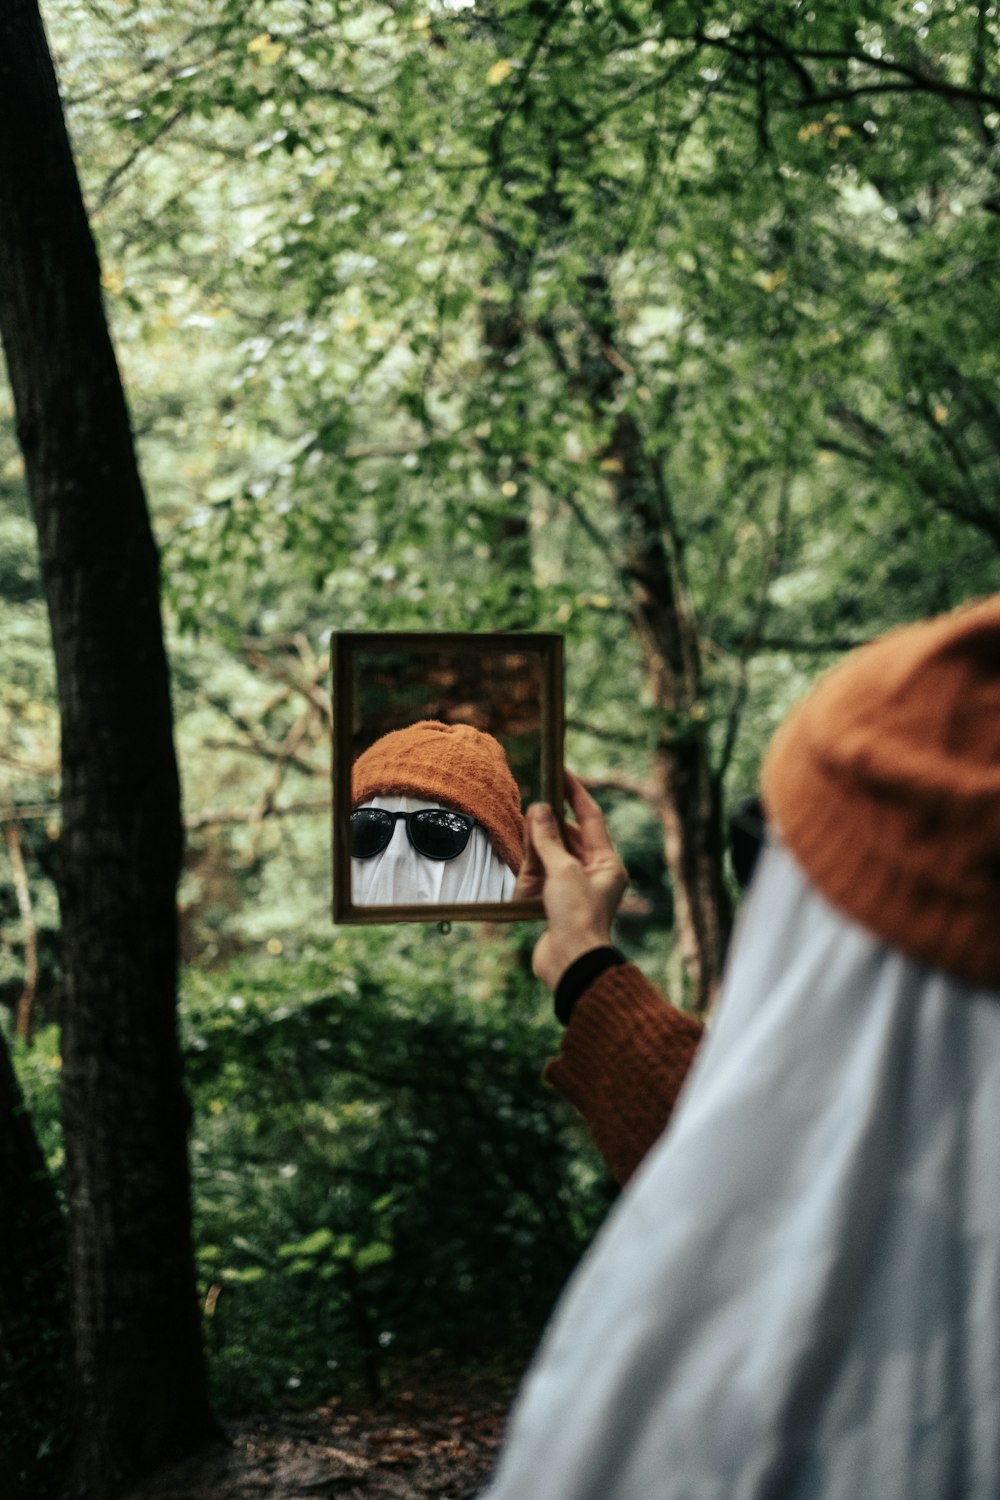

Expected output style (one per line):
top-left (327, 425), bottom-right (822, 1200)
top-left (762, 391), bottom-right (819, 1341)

top-left (482, 843), bottom-right (1000, 1499)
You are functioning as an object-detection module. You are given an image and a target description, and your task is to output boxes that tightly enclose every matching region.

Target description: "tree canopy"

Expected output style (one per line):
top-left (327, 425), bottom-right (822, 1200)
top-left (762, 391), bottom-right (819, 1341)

top-left (4, 0), bottom-right (993, 997)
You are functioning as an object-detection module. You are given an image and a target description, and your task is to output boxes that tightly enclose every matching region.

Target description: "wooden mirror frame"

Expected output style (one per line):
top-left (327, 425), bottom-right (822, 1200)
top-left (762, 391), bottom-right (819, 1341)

top-left (332, 631), bottom-right (564, 924)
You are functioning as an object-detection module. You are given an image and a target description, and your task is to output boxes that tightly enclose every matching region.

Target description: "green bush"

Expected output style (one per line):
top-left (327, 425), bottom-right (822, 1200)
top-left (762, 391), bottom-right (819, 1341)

top-left (10, 1025), bottom-right (64, 1175)
top-left (11, 929), bottom-right (614, 1415)
top-left (182, 929), bottom-right (613, 1412)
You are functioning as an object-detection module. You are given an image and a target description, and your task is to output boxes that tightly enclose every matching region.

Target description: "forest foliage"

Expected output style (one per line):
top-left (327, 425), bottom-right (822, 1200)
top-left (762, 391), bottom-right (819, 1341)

top-left (16, 930), bottom-right (610, 1416)
top-left (3, 0), bottom-right (1000, 1456)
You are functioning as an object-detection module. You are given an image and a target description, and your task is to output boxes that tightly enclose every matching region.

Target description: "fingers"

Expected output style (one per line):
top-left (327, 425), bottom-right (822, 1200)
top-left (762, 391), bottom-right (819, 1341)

top-left (511, 865), bottom-right (538, 902)
top-left (518, 782), bottom-right (629, 988)
top-left (564, 769), bottom-right (617, 859)
top-left (561, 820), bottom-right (586, 860)
top-left (511, 811), bottom-right (544, 900)
top-left (524, 803), bottom-right (576, 873)
top-left (517, 775), bottom-right (617, 900)
top-left (564, 769), bottom-right (604, 826)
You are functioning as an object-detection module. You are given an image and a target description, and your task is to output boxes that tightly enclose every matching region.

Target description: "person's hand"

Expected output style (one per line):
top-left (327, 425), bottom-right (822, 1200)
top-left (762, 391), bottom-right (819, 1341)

top-left (513, 769), bottom-right (629, 991)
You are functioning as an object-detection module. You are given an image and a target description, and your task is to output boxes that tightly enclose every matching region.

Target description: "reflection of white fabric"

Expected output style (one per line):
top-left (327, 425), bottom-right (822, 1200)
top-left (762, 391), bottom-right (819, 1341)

top-left (352, 795), bottom-right (517, 906)
top-left (483, 844), bottom-right (1000, 1500)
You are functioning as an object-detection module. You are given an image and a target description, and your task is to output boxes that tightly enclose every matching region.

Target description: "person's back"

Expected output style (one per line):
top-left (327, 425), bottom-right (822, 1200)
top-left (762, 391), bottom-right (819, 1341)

top-left (487, 594), bottom-right (1000, 1499)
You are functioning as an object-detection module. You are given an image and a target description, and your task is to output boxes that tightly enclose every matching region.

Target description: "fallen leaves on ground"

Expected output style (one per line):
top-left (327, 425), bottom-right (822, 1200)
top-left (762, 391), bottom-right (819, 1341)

top-left (122, 1365), bottom-right (518, 1500)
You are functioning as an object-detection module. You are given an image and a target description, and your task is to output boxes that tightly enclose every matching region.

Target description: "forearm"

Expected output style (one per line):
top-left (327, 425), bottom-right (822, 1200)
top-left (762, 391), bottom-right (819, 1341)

top-left (544, 961), bottom-right (705, 1187)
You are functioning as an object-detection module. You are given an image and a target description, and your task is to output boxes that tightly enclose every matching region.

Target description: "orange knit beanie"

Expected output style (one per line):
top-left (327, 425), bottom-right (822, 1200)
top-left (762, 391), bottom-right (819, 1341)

top-left (761, 594), bottom-right (1000, 989)
top-left (351, 720), bottom-right (524, 874)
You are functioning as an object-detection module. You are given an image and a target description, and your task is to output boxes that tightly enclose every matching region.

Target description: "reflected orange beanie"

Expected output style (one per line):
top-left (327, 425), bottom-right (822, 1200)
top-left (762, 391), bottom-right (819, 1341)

top-left (762, 594), bottom-right (1000, 989)
top-left (352, 720), bottom-right (524, 874)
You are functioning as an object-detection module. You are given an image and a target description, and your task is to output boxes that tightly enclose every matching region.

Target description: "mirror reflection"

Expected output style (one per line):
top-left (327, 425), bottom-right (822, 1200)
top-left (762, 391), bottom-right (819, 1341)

top-left (333, 633), bottom-right (562, 922)
top-left (351, 721), bottom-right (522, 905)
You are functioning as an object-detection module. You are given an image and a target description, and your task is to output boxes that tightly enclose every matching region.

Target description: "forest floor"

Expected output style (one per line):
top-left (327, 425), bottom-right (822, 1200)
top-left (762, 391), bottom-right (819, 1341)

top-left (123, 1361), bottom-right (520, 1500)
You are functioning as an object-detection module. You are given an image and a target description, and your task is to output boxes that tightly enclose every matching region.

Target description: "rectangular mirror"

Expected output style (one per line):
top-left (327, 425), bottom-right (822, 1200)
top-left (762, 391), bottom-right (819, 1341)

top-left (332, 632), bottom-right (563, 924)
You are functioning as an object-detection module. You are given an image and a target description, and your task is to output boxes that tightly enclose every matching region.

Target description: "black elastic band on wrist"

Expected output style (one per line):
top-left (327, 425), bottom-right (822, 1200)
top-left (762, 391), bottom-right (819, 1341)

top-left (554, 946), bottom-right (627, 1026)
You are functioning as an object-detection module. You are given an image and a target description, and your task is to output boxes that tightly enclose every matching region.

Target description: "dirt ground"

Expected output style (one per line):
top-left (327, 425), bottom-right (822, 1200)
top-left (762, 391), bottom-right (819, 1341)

top-left (122, 1367), bottom-right (518, 1500)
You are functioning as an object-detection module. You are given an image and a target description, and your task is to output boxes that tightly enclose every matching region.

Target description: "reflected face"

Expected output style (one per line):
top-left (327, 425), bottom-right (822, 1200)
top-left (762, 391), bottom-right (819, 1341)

top-left (332, 631), bottom-right (562, 923)
top-left (351, 805), bottom-right (477, 862)
top-left (351, 795), bottom-right (518, 906)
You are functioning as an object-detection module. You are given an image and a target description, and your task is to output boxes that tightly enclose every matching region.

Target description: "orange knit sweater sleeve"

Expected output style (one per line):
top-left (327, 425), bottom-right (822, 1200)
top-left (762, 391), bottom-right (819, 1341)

top-left (543, 963), bottom-right (705, 1187)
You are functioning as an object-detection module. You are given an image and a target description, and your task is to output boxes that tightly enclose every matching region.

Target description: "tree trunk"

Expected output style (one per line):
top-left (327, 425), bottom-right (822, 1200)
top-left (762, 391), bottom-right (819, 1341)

top-left (0, 1027), bottom-right (68, 1499)
top-left (478, 241), bottom-right (538, 629)
top-left (576, 273), bottom-right (733, 1012)
top-left (0, 4), bottom-right (218, 1494)
top-left (602, 406), bottom-right (733, 1011)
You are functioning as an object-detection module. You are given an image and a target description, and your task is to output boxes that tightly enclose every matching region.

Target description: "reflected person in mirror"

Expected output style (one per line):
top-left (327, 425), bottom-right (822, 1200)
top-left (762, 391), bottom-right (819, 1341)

top-left (351, 720), bottom-right (523, 905)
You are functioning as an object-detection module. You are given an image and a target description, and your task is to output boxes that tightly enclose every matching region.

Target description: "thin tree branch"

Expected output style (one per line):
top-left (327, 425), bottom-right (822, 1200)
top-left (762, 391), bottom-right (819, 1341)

top-left (251, 709), bottom-right (316, 822)
top-left (782, 82), bottom-right (999, 110)
top-left (560, 488), bottom-right (622, 562)
top-left (828, 402), bottom-right (1000, 548)
top-left (565, 717), bottom-right (652, 748)
top-left (201, 736), bottom-right (325, 778)
top-left (752, 635), bottom-right (868, 654)
top-left (94, 105), bottom-right (187, 213)
top-left (561, 49), bottom-right (706, 140)
top-left (726, 25), bottom-right (1000, 111)
top-left (0, 751), bottom-right (58, 776)
top-left (183, 797), bottom-right (330, 831)
top-left (0, 803), bottom-right (59, 824)
top-left (716, 465), bottom-right (793, 785)
top-left (3, 818), bottom-right (39, 1041)
top-left (309, 85), bottom-right (378, 116)
top-left (576, 771), bottom-right (659, 804)
top-left (973, 0), bottom-right (990, 96)
top-left (241, 650), bottom-right (333, 724)
top-left (487, 0), bottom-right (570, 161)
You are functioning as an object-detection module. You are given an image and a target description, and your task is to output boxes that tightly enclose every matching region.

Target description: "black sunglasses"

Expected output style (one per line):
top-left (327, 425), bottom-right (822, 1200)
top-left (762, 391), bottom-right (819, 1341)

top-left (351, 806), bottom-right (477, 862)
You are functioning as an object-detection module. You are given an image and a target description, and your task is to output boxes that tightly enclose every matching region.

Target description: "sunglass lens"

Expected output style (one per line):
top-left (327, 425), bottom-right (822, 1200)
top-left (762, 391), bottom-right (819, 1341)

top-left (351, 808), bottom-right (394, 859)
top-left (410, 809), bottom-right (473, 860)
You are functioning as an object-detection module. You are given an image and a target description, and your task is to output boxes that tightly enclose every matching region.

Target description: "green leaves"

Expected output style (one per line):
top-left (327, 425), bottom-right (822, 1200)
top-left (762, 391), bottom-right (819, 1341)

top-left (278, 1227), bottom-right (338, 1260)
top-left (166, 938), bottom-right (612, 1412)
top-left (9, 0), bottom-right (996, 1141)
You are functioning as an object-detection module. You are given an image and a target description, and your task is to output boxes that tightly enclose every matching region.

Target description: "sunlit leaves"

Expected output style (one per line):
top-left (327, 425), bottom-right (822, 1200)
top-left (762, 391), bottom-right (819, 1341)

top-left (486, 57), bottom-right (514, 85)
top-left (15, 0), bottom-right (999, 950)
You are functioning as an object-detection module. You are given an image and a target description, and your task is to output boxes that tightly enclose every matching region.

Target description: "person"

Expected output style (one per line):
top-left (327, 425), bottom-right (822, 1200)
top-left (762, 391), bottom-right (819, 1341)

top-left (350, 719), bottom-right (523, 905)
top-left (484, 593), bottom-right (1000, 1499)
top-left (514, 770), bottom-right (705, 1184)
